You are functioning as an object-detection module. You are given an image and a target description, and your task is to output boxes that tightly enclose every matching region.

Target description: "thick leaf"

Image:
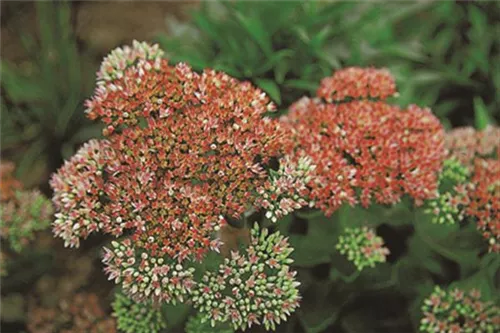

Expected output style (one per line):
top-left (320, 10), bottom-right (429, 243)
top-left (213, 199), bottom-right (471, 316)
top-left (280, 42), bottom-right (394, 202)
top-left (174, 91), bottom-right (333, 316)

top-left (163, 303), bottom-right (191, 330)
top-left (473, 96), bottom-right (491, 130)
top-left (297, 282), bottom-right (349, 333)
top-left (254, 78), bottom-right (281, 105)
top-left (284, 79), bottom-right (318, 92)
top-left (234, 12), bottom-right (273, 56)
top-left (289, 214), bottom-right (339, 267)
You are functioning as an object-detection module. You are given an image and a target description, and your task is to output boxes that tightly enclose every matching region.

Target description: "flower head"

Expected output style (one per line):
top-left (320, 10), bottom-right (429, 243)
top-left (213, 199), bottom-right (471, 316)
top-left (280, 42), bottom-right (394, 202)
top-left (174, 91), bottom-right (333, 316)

top-left (1, 162), bottom-right (53, 255)
top-left (283, 86), bottom-right (445, 215)
top-left (336, 227), bottom-right (389, 271)
top-left (103, 238), bottom-right (196, 304)
top-left (50, 139), bottom-right (117, 248)
top-left (420, 286), bottom-right (500, 333)
top-left (425, 159), bottom-right (470, 225)
top-left (192, 224), bottom-right (300, 331)
top-left (96, 40), bottom-right (164, 82)
top-left (445, 126), bottom-right (500, 168)
top-left (52, 42), bottom-right (292, 293)
top-left (317, 67), bottom-right (397, 102)
top-left (257, 155), bottom-right (315, 222)
top-left (466, 158), bottom-right (500, 253)
top-left (1, 190), bottom-right (53, 253)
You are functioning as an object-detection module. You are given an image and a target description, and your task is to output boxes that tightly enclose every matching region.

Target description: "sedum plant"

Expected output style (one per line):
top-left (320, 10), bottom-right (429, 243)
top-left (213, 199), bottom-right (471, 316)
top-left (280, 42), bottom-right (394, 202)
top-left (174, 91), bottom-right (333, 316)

top-left (50, 41), bottom-right (499, 332)
top-left (51, 41), bottom-right (300, 330)
top-left (0, 162), bottom-right (53, 275)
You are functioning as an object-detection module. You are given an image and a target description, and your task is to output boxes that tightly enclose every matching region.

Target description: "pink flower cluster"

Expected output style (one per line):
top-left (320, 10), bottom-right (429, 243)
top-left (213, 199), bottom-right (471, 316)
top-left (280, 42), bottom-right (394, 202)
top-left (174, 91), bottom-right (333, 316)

top-left (466, 158), bottom-right (499, 253)
top-left (283, 69), bottom-right (445, 215)
top-left (438, 126), bottom-right (500, 252)
top-left (51, 140), bottom-right (117, 248)
top-left (51, 41), bottom-right (293, 303)
top-left (317, 67), bottom-right (397, 102)
top-left (445, 126), bottom-right (500, 168)
top-left (257, 155), bottom-right (315, 222)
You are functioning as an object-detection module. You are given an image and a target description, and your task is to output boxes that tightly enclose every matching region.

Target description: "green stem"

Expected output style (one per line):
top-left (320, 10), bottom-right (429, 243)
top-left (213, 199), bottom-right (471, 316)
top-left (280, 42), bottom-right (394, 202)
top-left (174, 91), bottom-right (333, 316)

top-left (331, 267), bottom-right (361, 283)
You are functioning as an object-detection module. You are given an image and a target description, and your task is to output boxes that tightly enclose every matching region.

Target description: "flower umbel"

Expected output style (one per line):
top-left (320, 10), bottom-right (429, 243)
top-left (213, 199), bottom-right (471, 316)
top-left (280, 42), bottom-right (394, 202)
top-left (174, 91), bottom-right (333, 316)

top-left (445, 126), bottom-right (500, 169)
top-left (284, 81), bottom-right (445, 215)
top-left (192, 224), bottom-right (301, 331)
top-left (336, 227), bottom-right (390, 271)
top-left (425, 158), bottom-right (470, 225)
top-left (103, 238), bottom-right (195, 304)
top-left (51, 41), bottom-right (293, 306)
top-left (317, 67), bottom-right (397, 102)
top-left (420, 286), bottom-right (500, 333)
top-left (466, 158), bottom-right (500, 253)
top-left (257, 155), bottom-right (315, 222)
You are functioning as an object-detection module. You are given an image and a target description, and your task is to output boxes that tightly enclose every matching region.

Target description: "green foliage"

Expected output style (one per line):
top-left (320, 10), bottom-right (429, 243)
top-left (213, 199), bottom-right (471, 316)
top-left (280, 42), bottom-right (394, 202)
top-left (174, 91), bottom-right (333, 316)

top-left (0, 1), bottom-right (100, 185)
top-left (160, 1), bottom-right (500, 126)
top-left (159, 1), bottom-right (364, 107)
top-left (112, 292), bottom-right (167, 333)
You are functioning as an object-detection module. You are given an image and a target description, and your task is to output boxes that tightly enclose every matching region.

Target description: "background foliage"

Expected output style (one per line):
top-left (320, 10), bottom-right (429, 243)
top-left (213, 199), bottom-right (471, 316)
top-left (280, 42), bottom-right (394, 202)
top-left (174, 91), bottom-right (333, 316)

top-left (1, 1), bottom-right (499, 333)
top-left (160, 1), bottom-right (500, 127)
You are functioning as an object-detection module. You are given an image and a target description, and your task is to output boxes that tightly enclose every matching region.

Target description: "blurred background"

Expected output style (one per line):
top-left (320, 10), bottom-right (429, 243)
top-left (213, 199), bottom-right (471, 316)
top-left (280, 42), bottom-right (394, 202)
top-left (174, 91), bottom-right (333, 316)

top-left (1, 1), bottom-right (499, 332)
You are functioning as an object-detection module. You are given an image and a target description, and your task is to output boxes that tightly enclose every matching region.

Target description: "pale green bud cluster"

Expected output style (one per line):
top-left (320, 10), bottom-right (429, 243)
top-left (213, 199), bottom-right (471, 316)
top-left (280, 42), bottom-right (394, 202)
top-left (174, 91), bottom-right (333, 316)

top-left (336, 227), bottom-right (389, 271)
top-left (420, 286), bottom-right (500, 333)
top-left (112, 292), bottom-right (167, 333)
top-left (192, 224), bottom-right (301, 331)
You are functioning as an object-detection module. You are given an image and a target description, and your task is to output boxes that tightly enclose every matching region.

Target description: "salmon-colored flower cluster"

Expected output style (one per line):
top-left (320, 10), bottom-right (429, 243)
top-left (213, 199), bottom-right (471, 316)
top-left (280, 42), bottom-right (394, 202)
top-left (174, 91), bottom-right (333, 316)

top-left (192, 225), bottom-right (300, 331)
top-left (283, 70), bottom-right (445, 215)
top-left (420, 286), bottom-right (500, 333)
top-left (466, 158), bottom-right (499, 253)
top-left (0, 162), bottom-right (21, 201)
top-left (51, 41), bottom-right (292, 305)
top-left (317, 67), bottom-right (397, 102)
top-left (445, 126), bottom-right (500, 168)
top-left (433, 126), bottom-right (500, 252)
